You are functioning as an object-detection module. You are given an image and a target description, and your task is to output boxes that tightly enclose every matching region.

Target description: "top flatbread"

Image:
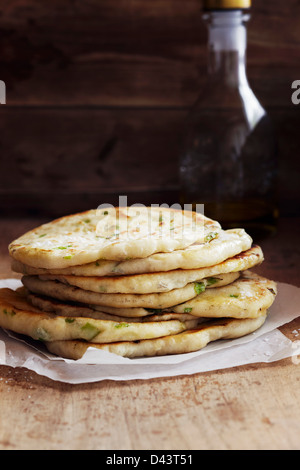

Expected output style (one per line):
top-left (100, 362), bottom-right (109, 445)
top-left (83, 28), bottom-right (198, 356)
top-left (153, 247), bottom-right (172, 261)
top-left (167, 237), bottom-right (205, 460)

top-left (9, 206), bottom-right (221, 269)
top-left (11, 228), bottom-right (253, 277)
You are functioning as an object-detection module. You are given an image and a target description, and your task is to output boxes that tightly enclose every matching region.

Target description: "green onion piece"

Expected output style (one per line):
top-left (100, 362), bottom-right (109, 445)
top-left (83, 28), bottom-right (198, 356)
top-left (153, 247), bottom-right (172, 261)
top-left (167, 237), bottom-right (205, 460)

top-left (194, 282), bottom-right (206, 295)
top-left (115, 322), bottom-right (130, 329)
top-left (184, 307), bottom-right (192, 313)
top-left (205, 232), bottom-right (218, 242)
top-left (81, 322), bottom-right (101, 340)
top-left (35, 327), bottom-right (51, 342)
top-left (206, 277), bottom-right (220, 286)
top-left (2, 308), bottom-right (15, 316)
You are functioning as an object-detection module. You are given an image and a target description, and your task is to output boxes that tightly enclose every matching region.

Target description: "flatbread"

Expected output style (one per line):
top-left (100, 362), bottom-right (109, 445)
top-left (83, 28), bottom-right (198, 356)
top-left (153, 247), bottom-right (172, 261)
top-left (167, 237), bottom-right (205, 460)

top-left (0, 288), bottom-right (199, 344)
top-left (172, 271), bottom-right (277, 319)
top-left (88, 270), bottom-right (275, 320)
top-left (25, 271), bottom-right (240, 319)
top-left (45, 314), bottom-right (268, 359)
top-left (25, 289), bottom-right (198, 323)
top-left (9, 206), bottom-right (221, 269)
top-left (37, 245), bottom-right (263, 294)
top-left (11, 228), bottom-right (252, 276)
top-left (21, 272), bottom-right (239, 310)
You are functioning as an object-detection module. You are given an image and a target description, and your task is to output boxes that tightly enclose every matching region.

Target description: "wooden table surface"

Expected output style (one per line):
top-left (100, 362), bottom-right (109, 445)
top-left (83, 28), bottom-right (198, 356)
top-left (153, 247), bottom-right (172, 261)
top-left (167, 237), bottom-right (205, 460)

top-left (0, 215), bottom-right (299, 451)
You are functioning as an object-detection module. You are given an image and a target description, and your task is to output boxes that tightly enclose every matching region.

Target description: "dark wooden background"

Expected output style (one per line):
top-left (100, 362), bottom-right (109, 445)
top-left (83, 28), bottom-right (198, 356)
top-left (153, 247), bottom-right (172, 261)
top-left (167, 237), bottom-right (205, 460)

top-left (0, 0), bottom-right (299, 219)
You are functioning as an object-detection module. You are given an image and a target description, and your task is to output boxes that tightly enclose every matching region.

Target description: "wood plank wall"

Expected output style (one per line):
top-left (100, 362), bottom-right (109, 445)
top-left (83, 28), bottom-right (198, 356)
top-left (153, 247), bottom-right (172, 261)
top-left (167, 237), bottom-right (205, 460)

top-left (0, 0), bottom-right (299, 218)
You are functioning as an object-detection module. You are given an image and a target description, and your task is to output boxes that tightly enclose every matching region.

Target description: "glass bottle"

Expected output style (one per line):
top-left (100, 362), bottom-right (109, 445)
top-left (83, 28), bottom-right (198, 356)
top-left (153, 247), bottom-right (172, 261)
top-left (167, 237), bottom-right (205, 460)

top-left (179, 0), bottom-right (278, 240)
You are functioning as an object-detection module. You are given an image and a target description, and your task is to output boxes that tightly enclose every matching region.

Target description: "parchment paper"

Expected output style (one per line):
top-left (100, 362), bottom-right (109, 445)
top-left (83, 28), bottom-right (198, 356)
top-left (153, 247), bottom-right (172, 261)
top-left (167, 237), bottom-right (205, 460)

top-left (0, 278), bottom-right (299, 384)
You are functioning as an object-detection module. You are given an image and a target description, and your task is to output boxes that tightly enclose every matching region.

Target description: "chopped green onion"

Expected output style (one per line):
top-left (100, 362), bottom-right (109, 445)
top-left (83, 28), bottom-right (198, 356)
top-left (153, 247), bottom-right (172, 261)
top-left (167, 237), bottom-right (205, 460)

top-left (184, 307), bottom-right (193, 313)
top-left (2, 308), bottom-right (15, 316)
top-left (35, 327), bottom-right (51, 342)
top-left (205, 232), bottom-right (218, 242)
top-left (194, 282), bottom-right (206, 295)
top-left (115, 322), bottom-right (130, 329)
top-left (81, 322), bottom-right (101, 340)
top-left (206, 277), bottom-right (220, 286)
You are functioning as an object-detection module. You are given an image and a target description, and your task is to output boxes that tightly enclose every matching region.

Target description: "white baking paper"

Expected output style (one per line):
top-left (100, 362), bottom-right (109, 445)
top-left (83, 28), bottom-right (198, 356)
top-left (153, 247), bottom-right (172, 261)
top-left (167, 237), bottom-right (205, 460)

top-left (0, 278), bottom-right (299, 384)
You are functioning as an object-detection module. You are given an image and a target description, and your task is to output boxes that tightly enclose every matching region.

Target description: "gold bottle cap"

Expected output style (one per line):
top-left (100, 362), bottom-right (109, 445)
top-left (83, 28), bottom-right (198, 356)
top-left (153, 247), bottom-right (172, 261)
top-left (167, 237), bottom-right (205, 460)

top-left (203, 0), bottom-right (251, 9)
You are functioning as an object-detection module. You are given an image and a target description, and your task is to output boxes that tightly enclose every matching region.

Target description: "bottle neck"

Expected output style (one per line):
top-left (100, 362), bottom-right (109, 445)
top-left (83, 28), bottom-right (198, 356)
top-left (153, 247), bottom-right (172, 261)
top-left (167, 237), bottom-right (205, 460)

top-left (204, 10), bottom-right (250, 88)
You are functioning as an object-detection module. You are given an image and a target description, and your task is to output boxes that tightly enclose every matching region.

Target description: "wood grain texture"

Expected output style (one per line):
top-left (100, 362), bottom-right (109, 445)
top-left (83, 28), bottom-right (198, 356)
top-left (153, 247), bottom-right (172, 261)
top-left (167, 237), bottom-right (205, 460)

top-left (0, 0), bottom-right (299, 217)
top-left (0, 351), bottom-right (300, 450)
top-left (0, 106), bottom-right (299, 217)
top-left (0, 0), bottom-right (299, 107)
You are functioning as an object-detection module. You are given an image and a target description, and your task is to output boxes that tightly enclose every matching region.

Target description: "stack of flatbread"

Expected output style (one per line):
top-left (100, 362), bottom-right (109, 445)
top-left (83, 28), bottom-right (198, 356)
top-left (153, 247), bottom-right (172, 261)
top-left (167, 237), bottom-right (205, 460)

top-left (0, 206), bottom-right (277, 360)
